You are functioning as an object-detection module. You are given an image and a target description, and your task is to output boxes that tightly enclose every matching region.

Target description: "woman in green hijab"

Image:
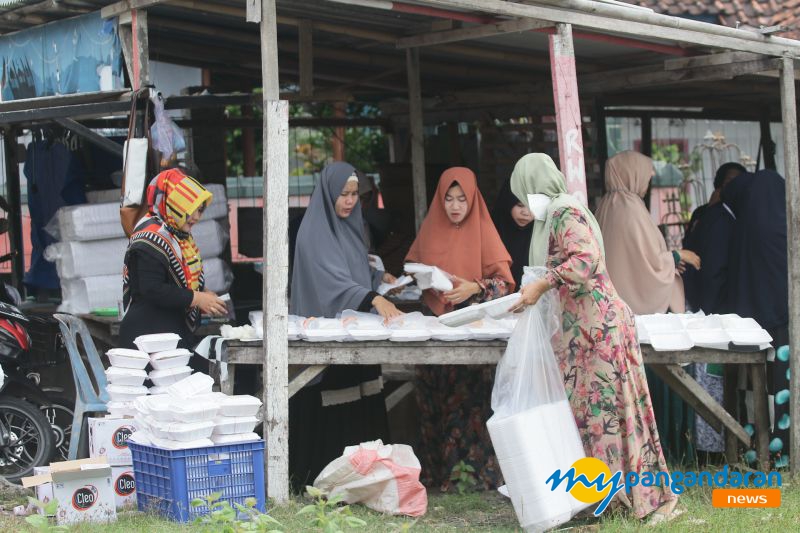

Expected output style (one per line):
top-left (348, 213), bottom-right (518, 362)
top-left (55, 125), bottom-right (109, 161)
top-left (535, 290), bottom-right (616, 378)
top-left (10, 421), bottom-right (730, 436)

top-left (508, 154), bottom-right (679, 523)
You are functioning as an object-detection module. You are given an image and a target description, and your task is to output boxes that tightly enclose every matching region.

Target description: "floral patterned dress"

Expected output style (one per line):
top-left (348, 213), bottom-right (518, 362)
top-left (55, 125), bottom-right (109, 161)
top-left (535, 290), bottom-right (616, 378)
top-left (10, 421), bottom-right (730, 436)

top-left (543, 207), bottom-right (676, 518)
top-left (416, 277), bottom-right (510, 492)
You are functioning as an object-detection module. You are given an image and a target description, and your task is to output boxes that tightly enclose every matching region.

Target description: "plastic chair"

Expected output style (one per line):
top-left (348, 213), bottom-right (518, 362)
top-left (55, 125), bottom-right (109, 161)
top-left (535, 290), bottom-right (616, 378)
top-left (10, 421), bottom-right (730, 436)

top-left (53, 313), bottom-right (110, 460)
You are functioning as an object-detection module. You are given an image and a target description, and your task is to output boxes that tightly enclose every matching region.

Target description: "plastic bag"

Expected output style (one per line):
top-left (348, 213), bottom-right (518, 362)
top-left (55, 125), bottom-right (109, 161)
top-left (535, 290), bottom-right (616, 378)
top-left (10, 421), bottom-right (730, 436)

top-left (149, 93), bottom-right (186, 164)
top-left (487, 266), bottom-right (589, 532)
top-left (313, 440), bottom-right (428, 517)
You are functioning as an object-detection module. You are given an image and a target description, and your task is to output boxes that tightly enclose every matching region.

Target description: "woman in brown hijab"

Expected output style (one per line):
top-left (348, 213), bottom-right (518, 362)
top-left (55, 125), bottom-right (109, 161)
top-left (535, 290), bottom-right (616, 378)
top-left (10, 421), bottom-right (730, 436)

top-left (405, 167), bottom-right (513, 491)
top-left (595, 150), bottom-right (700, 315)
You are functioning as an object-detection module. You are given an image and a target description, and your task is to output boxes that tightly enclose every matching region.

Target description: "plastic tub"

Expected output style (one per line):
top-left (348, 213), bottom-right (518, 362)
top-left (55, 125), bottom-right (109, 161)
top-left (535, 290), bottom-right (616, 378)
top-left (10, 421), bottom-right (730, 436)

top-left (166, 373), bottom-right (214, 399)
top-left (219, 395), bottom-right (262, 418)
top-left (149, 420), bottom-right (215, 442)
top-left (108, 384), bottom-right (149, 403)
top-left (149, 349), bottom-right (192, 370)
top-left (134, 333), bottom-right (181, 353)
top-left (105, 366), bottom-right (148, 386)
top-left (211, 433), bottom-right (261, 445)
top-left (107, 348), bottom-right (150, 370)
top-left (213, 416), bottom-right (259, 435)
top-left (149, 366), bottom-right (192, 387)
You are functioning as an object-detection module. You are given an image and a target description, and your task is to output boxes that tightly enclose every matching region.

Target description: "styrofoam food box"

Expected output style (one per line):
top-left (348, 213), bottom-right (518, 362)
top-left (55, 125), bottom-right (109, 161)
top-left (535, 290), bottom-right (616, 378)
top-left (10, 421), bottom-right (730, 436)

top-left (347, 329), bottom-right (392, 341)
top-left (211, 432), bottom-right (261, 445)
top-left (105, 367), bottom-right (147, 387)
top-left (219, 395), bottom-right (262, 417)
top-left (149, 349), bottom-right (192, 370)
top-left (166, 373), bottom-right (214, 399)
top-left (213, 416), bottom-right (259, 435)
top-left (148, 366), bottom-right (192, 387)
top-left (172, 401), bottom-right (220, 424)
top-left (728, 329), bottom-right (773, 345)
top-left (106, 348), bottom-right (150, 370)
top-left (149, 420), bottom-right (215, 442)
top-left (134, 333), bottom-right (181, 353)
top-left (482, 293), bottom-right (522, 319)
top-left (390, 329), bottom-right (432, 342)
top-left (721, 315), bottom-right (762, 331)
top-left (149, 386), bottom-right (169, 395)
top-left (439, 306), bottom-right (483, 327)
top-left (106, 401), bottom-right (136, 418)
top-left (107, 384), bottom-right (149, 403)
top-left (649, 331), bottom-right (694, 352)
top-left (304, 329), bottom-right (349, 342)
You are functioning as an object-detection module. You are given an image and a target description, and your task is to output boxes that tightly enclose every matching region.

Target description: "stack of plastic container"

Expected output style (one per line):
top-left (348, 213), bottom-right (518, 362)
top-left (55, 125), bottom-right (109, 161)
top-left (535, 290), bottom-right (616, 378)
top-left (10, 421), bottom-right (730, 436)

top-left (132, 334), bottom-right (192, 395)
top-left (47, 183), bottom-right (231, 313)
top-left (105, 348), bottom-right (150, 417)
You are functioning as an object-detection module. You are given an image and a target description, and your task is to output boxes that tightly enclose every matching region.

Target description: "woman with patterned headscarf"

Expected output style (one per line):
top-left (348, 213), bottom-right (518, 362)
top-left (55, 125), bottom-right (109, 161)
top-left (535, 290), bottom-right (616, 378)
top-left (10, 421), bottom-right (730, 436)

top-left (119, 168), bottom-right (226, 349)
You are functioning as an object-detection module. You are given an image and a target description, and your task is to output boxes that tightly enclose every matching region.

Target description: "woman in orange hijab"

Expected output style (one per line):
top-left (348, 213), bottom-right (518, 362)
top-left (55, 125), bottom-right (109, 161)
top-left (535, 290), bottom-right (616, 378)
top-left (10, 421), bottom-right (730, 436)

top-left (405, 167), bottom-right (513, 492)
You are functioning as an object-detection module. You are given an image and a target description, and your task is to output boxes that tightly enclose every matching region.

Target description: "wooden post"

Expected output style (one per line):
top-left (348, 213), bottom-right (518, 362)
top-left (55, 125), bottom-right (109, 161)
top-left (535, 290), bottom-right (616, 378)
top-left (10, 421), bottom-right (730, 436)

top-left (406, 48), bottom-right (427, 230)
top-left (332, 102), bottom-right (346, 161)
top-left (119, 9), bottom-right (149, 90)
top-left (259, 0), bottom-right (289, 502)
top-left (548, 23), bottom-right (587, 205)
top-left (243, 106), bottom-right (257, 177)
top-left (780, 55), bottom-right (800, 476)
top-left (299, 20), bottom-right (313, 98)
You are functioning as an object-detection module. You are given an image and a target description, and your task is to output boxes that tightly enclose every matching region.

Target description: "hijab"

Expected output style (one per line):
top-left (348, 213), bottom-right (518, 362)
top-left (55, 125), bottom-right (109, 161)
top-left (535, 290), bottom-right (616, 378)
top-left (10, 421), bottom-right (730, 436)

top-left (491, 178), bottom-right (533, 288)
top-left (290, 162), bottom-right (381, 318)
top-left (123, 168), bottom-right (212, 329)
top-left (722, 170), bottom-right (788, 329)
top-left (509, 153), bottom-right (604, 267)
top-left (594, 150), bottom-right (681, 315)
top-left (405, 167), bottom-right (513, 315)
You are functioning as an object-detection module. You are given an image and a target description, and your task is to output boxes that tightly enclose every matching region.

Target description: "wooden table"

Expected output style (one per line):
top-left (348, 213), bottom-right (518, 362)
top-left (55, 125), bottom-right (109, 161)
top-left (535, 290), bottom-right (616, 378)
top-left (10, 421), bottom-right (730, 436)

top-left (220, 340), bottom-right (771, 488)
top-left (80, 313), bottom-right (224, 348)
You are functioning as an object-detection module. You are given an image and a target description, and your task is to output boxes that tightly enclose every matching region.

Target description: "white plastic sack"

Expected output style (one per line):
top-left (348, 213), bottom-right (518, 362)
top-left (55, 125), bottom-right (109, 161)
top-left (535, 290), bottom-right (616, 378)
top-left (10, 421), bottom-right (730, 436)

top-left (313, 440), bottom-right (428, 517)
top-left (45, 238), bottom-right (128, 279)
top-left (54, 202), bottom-right (125, 241)
top-left (487, 266), bottom-right (588, 532)
top-left (59, 275), bottom-right (122, 314)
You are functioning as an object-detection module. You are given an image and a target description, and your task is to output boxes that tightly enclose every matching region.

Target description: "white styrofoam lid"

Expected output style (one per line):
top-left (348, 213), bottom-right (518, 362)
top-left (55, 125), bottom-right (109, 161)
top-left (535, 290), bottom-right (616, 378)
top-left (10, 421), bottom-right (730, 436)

top-left (107, 384), bottom-right (149, 394)
top-left (150, 348), bottom-right (192, 360)
top-left (106, 348), bottom-right (149, 360)
top-left (150, 420), bottom-right (214, 432)
top-left (213, 416), bottom-right (259, 425)
top-left (221, 395), bottom-right (262, 407)
top-left (135, 333), bottom-right (181, 342)
top-left (211, 433), bottom-right (260, 444)
top-left (106, 367), bottom-right (147, 378)
top-left (148, 366), bottom-right (192, 378)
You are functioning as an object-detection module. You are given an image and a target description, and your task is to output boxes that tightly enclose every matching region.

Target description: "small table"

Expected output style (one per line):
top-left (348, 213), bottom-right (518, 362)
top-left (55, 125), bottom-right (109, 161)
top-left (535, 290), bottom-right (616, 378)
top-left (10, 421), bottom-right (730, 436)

top-left (220, 340), bottom-right (771, 479)
top-left (80, 313), bottom-right (224, 348)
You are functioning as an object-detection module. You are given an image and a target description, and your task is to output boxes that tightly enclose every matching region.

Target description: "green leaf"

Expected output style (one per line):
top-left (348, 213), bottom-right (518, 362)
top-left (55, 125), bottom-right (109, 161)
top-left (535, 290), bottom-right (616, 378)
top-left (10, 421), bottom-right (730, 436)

top-left (297, 504), bottom-right (317, 515)
top-left (244, 497), bottom-right (258, 508)
top-left (463, 464), bottom-right (476, 473)
top-left (345, 516), bottom-right (367, 527)
top-left (43, 499), bottom-right (60, 515)
top-left (306, 485), bottom-right (323, 498)
top-left (191, 498), bottom-right (207, 508)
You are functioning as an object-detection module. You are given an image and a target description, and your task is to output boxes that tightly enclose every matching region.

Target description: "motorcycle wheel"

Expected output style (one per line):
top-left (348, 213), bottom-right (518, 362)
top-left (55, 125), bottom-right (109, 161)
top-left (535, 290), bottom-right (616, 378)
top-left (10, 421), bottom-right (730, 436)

top-left (40, 395), bottom-right (74, 462)
top-left (0, 397), bottom-right (56, 483)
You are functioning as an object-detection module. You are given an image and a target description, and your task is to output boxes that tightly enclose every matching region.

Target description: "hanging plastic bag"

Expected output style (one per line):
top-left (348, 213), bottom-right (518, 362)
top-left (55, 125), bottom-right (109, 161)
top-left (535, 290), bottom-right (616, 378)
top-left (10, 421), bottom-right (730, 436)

top-left (487, 266), bottom-right (589, 532)
top-left (313, 440), bottom-right (428, 517)
top-left (149, 93), bottom-right (186, 166)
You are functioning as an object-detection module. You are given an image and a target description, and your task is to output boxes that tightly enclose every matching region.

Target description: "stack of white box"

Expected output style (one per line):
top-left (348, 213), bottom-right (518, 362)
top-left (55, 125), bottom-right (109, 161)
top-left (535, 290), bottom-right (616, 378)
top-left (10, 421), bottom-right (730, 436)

top-left (47, 184), bottom-right (232, 313)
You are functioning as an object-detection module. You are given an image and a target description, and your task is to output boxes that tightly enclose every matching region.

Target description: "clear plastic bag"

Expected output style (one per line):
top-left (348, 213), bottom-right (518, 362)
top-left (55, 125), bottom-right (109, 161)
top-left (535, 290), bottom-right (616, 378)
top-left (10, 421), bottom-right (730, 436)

top-left (149, 93), bottom-right (186, 163)
top-left (487, 266), bottom-right (589, 532)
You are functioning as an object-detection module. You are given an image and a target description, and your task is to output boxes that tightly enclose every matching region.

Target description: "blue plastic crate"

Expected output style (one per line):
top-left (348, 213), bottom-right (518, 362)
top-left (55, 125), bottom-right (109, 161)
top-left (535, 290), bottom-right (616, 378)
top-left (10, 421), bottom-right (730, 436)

top-left (129, 440), bottom-right (266, 522)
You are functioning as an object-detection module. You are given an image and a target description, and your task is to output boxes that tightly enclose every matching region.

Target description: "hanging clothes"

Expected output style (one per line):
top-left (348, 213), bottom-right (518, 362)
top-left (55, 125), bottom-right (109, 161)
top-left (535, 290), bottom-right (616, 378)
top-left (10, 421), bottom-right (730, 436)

top-left (491, 178), bottom-right (533, 289)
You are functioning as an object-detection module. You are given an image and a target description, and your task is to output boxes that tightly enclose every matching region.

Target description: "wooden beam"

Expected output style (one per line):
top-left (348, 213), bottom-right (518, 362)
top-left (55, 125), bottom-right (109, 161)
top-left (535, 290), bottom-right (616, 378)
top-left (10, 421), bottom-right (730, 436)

top-left (101, 0), bottom-right (169, 19)
top-left (298, 19), bottom-right (313, 98)
top-left (549, 23), bottom-right (587, 205)
top-left (246, 0), bottom-right (261, 23)
top-left (396, 18), bottom-right (552, 48)
top-left (663, 51), bottom-right (764, 71)
top-left (781, 54), bottom-right (800, 476)
top-left (406, 48), bottom-right (427, 231)
top-left (52, 118), bottom-right (124, 157)
top-left (119, 9), bottom-right (150, 90)
top-left (288, 365), bottom-right (327, 398)
top-left (259, 0), bottom-right (289, 504)
top-left (418, 0), bottom-right (800, 57)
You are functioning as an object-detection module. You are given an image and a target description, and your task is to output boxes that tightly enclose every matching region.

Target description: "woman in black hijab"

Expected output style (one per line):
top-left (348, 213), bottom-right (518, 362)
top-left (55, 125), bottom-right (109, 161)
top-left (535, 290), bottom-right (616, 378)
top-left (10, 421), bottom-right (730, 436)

top-left (490, 179), bottom-right (534, 288)
top-left (722, 169), bottom-right (790, 466)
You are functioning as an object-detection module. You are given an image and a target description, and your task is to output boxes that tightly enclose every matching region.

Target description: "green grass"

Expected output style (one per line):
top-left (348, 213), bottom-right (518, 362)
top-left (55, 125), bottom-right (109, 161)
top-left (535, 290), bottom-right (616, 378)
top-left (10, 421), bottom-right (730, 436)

top-left (3, 481), bottom-right (799, 532)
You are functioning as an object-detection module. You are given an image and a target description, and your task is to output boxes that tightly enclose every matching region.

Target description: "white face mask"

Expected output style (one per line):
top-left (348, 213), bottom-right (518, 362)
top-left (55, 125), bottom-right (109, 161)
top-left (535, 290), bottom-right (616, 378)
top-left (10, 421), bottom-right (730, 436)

top-left (527, 193), bottom-right (552, 220)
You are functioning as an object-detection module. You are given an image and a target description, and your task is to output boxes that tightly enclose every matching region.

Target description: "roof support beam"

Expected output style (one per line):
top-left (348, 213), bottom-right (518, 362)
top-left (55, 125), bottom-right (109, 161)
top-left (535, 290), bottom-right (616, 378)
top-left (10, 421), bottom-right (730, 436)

top-left (101, 0), bottom-right (170, 19)
top-left (52, 118), bottom-right (124, 156)
top-left (396, 18), bottom-right (552, 48)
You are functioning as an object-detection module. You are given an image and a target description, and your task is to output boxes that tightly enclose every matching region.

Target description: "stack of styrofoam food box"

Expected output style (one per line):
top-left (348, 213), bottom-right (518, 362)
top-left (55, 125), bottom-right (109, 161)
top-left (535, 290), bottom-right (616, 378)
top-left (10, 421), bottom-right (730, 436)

top-left (133, 333), bottom-right (193, 395)
top-left (47, 184), bottom-right (231, 314)
top-left (130, 372), bottom-right (262, 449)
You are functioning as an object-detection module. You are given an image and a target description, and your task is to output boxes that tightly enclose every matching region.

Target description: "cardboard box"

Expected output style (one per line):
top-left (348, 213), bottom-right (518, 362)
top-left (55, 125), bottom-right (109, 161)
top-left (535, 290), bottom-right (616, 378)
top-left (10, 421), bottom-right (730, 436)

top-left (23, 458), bottom-right (117, 525)
top-left (111, 466), bottom-right (137, 510)
top-left (88, 417), bottom-right (138, 466)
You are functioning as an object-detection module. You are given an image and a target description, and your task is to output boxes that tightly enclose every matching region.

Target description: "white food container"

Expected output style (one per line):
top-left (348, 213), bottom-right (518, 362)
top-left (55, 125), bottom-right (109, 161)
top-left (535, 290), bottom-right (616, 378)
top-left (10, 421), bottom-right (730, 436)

top-left (149, 349), bottom-right (192, 370)
top-left (219, 395), bottom-right (262, 417)
top-left (149, 420), bottom-right (215, 442)
top-left (148, 366), bottom-right (192, 387)
top-left (389, 329), bottom-right (432, 342)
top-left (166, 373), bottom-right (214, 399)
top-left (211, 432), bottom-right (261, 445)
top-left (347, 328), bottom-right (392, 341)
top-left (107, 384), bottom-right (149, 402)
top-left (106, 401), bottom-right (136, 418)
top-left (213, 416), bottom-right (259, 435)
top-left (134, 333), bottom-right (181, 353)
top-left (106, 348), bottom-right (150, 370)
top-left (482, 293), bottom-right (522, 319)
top-left (145, 401), bottom-right (176, 423)
top-left (439, 306), bottom-right (483, 327)
top-left (172, 401), bottom-right (220, 424)
top-left (728, 329), bottom-right (773, 346)
top-left (105, 366), bottom-right (147, 386)
top-left (649, 331), bottom-right (694, 352)
top-left (149, 386), bottom-right (169, 395)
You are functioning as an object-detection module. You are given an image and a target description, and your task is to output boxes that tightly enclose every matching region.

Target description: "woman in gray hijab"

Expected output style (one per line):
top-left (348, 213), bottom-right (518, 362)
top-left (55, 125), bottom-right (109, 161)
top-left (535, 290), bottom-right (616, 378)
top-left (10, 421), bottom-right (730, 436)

top-left (289, 161), bottom-right (402, 490)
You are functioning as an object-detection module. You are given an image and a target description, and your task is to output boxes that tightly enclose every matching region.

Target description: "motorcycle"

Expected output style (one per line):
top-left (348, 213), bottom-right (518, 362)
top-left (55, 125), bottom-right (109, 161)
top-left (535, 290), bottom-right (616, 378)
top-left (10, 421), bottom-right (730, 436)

top-left (0, 300), bottom-right (55, 482)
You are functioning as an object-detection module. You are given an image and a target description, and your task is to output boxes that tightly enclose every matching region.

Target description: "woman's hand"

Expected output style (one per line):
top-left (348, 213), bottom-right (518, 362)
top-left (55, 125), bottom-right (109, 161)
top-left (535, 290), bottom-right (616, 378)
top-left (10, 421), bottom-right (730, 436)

top-left (372, 295), bottom-right (403, 322)
top-left (443, 276), bottom-right (481, 305)
top-left (192, 290), bottom-right (226, 316)
top-left (382, 272), bottom-right (398, 284)
top-left (678, 249), bottom-right (701, 270)
top-left (509, 278), bottom-right (551, 313)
